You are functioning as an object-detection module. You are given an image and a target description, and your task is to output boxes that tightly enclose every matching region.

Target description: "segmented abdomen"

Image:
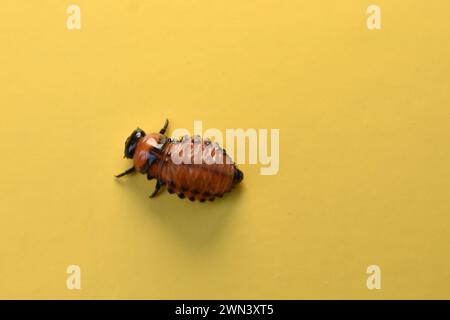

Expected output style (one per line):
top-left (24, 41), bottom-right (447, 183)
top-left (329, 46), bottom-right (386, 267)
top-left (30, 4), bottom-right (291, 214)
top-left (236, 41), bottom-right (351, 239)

top-left (156, 136), bottom-right (243, 202)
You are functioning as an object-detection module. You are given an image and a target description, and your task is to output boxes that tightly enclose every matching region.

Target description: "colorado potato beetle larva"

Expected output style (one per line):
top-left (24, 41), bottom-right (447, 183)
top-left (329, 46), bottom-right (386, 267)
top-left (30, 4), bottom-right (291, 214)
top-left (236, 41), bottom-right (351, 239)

top-left (116, 120), bottom-right (244, 202)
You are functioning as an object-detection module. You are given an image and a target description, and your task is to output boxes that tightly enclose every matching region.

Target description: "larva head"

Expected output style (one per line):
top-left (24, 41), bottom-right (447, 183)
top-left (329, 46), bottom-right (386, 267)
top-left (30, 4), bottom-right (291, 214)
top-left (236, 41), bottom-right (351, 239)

top-left (124, 128), bottom-right (146, 158)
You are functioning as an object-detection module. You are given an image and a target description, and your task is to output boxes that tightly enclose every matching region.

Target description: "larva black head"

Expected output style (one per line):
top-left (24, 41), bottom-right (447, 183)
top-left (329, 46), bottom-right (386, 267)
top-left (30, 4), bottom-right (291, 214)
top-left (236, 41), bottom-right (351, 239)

top-left (124, 128), bottom-right (146, 159)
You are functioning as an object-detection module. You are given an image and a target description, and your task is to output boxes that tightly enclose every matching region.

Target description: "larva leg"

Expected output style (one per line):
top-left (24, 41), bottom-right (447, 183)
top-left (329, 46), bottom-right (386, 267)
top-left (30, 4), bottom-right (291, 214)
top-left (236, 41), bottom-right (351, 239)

top-left (115, 167), bottom-right (135, 178)
top-left (149, 180), bottom-right (163, 198)
top-left (159, 119), bottom-right (169, 134)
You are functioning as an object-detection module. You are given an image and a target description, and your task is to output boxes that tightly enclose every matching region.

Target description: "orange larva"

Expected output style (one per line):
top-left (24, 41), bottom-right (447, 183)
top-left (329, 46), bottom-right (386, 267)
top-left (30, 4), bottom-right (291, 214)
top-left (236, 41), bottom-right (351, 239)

top-left (116, 120), bottom-right (243, 202)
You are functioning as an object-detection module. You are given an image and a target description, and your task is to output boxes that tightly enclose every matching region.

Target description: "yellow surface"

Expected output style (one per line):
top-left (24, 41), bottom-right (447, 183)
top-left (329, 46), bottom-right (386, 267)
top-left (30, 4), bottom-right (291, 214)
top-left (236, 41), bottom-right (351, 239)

top-left (1, 1), bottom-right (450, 299)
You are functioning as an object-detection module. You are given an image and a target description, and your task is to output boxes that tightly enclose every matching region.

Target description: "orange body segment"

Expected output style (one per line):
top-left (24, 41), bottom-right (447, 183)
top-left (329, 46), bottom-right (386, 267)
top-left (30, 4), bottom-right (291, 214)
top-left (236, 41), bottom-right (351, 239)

top-left (132, 134), bottom-right (243, 202)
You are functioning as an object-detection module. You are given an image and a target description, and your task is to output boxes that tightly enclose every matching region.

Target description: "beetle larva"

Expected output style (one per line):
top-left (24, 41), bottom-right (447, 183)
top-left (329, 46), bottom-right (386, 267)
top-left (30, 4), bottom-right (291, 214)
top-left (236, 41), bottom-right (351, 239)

top-left (116, 120), bottom-right (243, 202)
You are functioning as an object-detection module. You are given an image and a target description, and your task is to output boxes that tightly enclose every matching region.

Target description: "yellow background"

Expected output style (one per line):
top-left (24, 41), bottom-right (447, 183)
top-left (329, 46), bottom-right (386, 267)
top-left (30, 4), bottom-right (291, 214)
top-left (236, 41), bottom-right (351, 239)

top-left (1, 1), bottom-right (449, 299)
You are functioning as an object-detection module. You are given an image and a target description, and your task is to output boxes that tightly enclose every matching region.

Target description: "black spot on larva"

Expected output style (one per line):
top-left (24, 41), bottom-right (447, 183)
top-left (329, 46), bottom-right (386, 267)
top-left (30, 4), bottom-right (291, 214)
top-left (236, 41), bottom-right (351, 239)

top-left (209, 197), bottom-right (215, 202)
top-left (234, 168), bottom-right (244, 183)
top-left (189, 196), bottom-right (195, 201)
top-left (203, 192), bottom-right (211, 197)
top-left (168, 180), bottom-right (176, 188)
top-left (168, 188), bottom-right (174, 194)
top-left (200, 198), bottom-right (206, 202)
top-left (177, 192), bottom-right (185, 199)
